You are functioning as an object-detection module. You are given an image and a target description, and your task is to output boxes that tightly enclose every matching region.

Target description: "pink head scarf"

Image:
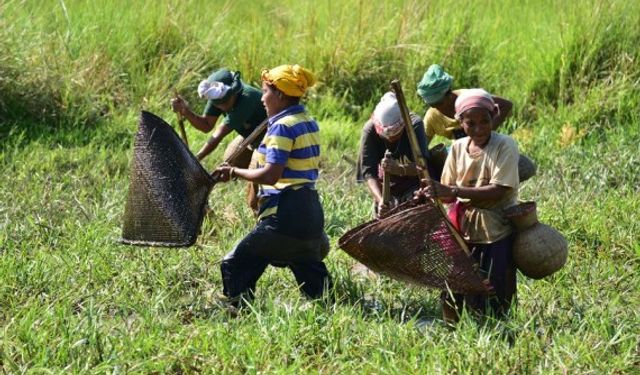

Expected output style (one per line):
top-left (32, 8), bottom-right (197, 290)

top-left (454, 89), bottom-right (499, 120)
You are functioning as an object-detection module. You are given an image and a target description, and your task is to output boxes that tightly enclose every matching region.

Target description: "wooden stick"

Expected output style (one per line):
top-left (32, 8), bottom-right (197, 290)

top-left (177, 114), bottom-right (189, 147)
top-left (382, 150), bottom-right (392, 204)
top-left (172, 90), bottom-right (189, 147)
top-left (390, 79), bottom-right (471, 256)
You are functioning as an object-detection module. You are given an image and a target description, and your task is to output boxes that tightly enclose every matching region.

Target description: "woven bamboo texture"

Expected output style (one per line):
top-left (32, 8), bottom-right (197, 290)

top-left (339, 200), bottom-right (490, 294)
top-left (120, 111), bottom-right (214, 247)
top-left (222, 135), bottom-right (253, 168)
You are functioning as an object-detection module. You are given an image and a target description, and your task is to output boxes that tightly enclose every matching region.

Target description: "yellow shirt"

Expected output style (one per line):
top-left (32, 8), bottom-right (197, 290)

top-left (441, 132), bottom-right (519, 244)
top-left (423, 89), bottom-right (467, 141)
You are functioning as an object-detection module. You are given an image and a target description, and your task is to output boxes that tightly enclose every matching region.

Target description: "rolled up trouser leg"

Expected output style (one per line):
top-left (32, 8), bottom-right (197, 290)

top-left (318, 232), bottom-right (330, 260)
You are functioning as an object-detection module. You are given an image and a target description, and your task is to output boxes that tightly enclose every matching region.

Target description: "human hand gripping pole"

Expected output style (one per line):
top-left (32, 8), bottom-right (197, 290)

top-left (210, 119), bottom-right (268, 183)
top-left (390, 79), bottom-right (471, 256)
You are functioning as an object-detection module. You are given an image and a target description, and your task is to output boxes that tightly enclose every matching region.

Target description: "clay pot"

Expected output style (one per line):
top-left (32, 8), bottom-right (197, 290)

top-left (504, 202), bottom-right (568, 279)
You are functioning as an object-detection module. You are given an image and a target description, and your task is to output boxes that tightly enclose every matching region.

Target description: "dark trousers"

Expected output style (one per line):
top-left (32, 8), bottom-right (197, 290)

top-left (442, 235), bottom-right (517, 320)
top-left (220, 218), bottom-right (331, 301)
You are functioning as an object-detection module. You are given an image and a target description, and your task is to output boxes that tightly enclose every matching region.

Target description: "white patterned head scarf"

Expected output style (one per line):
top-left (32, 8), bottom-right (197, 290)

top-left (372, 92), bottom-right (404, 140)
top-left (197, 80), bottom-right (231, 100)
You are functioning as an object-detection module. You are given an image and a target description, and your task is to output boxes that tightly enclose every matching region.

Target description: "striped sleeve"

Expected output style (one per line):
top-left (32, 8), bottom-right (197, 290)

top-left (264, 123), bottom-right (294, 165)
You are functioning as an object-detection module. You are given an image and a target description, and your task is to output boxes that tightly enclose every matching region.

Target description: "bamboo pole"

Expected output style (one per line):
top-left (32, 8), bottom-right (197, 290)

top-left (172, 90), bottom-right (189, 147)
top-left (390, 79), bottom-right (471, 256)
top-left (381, 150), bottom-right (392, 204)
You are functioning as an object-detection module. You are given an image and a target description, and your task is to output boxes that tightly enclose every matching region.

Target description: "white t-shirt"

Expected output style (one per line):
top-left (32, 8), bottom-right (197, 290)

top-left (441, 132), bottom-right (519, 243)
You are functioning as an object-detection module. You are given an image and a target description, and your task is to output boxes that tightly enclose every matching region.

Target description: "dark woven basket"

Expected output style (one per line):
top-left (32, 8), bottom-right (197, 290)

top-left (222, 135), bottom-right (254, 169)
top-left (339, 200), bottom-right (490, 294)
top-left (120, 111), bottom-right (214, 247)
top-left (504, 201), bottom-right (538, 231)
top-left (518, 154), bottom-right (537, 182)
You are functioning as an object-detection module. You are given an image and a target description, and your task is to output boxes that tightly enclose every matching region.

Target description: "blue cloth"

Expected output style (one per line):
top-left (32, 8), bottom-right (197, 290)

top-left (254, 104), bottom-right (321, 219)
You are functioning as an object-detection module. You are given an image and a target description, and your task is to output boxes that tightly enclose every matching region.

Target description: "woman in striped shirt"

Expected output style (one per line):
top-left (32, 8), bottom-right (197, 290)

top-left (215, 65), bottom-right (331, 306)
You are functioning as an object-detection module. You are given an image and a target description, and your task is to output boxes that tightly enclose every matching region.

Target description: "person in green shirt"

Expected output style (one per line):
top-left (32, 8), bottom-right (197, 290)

top-left (170, 68), bottom-right (267, 165)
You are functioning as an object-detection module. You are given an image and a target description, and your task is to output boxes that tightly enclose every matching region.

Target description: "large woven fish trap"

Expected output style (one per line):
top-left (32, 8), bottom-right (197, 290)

top-left (120, 111), bottom-right (214, 247)
top-left (339, 200), bottom-right (490, 294)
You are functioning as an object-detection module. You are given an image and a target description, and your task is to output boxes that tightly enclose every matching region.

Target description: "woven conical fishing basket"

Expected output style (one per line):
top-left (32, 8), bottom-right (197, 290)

top-left (339, 200), bottom-right (489, 294)
top-left (120, 111), bottom-right (214, 247)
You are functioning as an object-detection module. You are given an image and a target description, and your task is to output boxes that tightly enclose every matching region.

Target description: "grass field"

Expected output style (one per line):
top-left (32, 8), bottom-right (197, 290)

top-left (1, 0), bottom-right (639, 373)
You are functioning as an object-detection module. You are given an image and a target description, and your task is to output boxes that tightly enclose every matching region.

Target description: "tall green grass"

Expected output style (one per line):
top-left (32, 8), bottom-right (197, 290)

top-left (1, 0), bottom-right (639, 372)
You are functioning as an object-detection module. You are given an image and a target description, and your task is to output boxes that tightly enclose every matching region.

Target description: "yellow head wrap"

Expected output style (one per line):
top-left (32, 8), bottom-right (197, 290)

top-left (261, 64), bottom-right (316, 97)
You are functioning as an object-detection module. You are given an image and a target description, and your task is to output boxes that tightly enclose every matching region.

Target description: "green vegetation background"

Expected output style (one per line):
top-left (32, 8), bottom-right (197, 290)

top-left (1, 0), bottom-right (638, 373)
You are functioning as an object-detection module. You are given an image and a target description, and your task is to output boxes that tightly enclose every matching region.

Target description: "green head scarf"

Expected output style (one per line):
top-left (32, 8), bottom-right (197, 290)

top-left (416, 64), bottom-right (453, 105)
